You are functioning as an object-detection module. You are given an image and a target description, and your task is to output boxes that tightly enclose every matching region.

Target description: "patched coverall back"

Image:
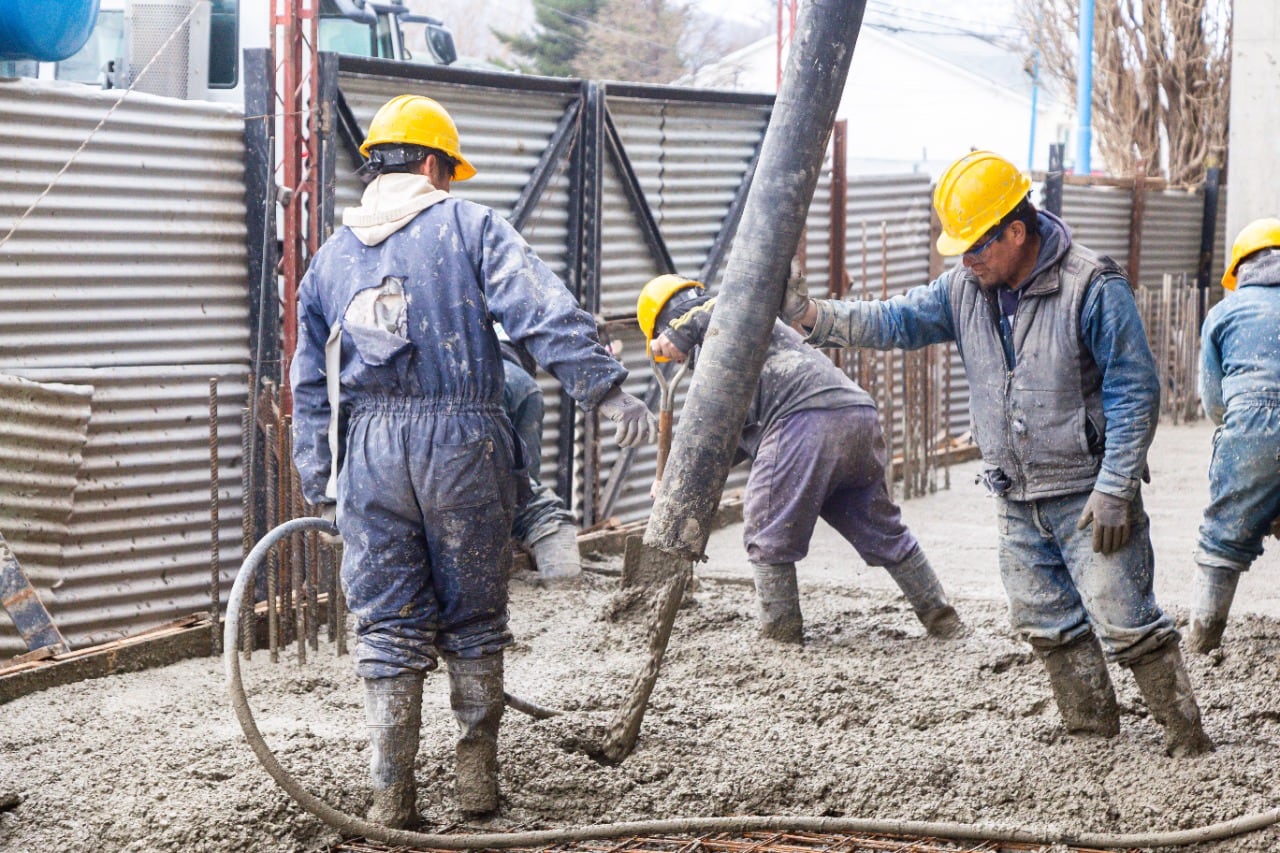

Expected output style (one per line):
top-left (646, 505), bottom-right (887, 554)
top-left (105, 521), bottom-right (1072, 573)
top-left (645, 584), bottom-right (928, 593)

top-left (291, 195), bottom-right (625, 678)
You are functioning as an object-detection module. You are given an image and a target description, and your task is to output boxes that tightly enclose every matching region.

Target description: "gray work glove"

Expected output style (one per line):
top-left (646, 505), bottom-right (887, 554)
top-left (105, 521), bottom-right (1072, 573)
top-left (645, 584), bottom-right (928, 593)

top-left (316, 502), bottom-right (343, 546)
top-left (597, 384), bottom-right (657, 448)
top-left (779, 264), bottom-right (812, 325)
top-left (1075, 489), bottom-right (1131, 555)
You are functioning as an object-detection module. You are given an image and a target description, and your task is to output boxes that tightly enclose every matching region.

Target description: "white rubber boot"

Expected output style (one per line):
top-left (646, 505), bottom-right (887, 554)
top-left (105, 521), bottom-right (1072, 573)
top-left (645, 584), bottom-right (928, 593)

top-left (884, 547), bottom-right (964, 638)
top-left (447, 653), bottom-right (505, 816)
top-left (528, 523), bottom-right (582, 584)
top-left (751, 562), bottom-right (803, 644)
top-left (364, 673), bottom-right (424, 828)
top-left (1187, 563), bottom-right (1240, 654)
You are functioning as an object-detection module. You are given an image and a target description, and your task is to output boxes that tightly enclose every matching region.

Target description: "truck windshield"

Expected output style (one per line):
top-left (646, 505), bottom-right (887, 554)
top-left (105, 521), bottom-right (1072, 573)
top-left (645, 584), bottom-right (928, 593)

top-left (318, 0), bottom-right (395, 59)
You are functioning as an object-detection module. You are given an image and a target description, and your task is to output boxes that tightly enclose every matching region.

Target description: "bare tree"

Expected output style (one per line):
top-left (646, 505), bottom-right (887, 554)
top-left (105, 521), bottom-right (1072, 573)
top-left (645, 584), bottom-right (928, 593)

top-left (571, 0), bottom-right (686, 83)
top-left (1020, 0), bottom-right (1231, 185)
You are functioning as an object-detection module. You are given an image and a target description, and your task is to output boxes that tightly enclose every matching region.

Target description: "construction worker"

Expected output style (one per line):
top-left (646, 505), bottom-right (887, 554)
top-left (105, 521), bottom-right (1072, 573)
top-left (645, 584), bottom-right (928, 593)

top-left (1189, 217), bottom-right (1280, 653)
top-left (638, 274), bottom-right (964, 644)
top-left (496, 328), bottom-right (581, 583)
top-left (780, 150), bottom-right (1212, 757)
top-left (290, 94), bottom-right (656, 825)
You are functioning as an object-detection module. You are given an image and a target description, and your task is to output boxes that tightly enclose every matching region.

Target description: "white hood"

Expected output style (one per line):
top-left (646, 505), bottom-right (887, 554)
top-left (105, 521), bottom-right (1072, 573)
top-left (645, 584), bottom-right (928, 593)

top-left (342, 173), bottom-right (450, 246)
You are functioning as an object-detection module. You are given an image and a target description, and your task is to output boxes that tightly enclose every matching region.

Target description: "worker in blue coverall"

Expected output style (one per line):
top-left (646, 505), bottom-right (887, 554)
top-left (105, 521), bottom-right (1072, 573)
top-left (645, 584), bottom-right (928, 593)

top-left (638, 275), bottom-right (963, 643)
top-left (290, 94), bottom-right (657, 825)
top-left (780, 150), bottom-right (1211, 757)
top-left (1188, 218), bottom-right (1280, 653)
top-left (496, 329), bottom-right (582, 583)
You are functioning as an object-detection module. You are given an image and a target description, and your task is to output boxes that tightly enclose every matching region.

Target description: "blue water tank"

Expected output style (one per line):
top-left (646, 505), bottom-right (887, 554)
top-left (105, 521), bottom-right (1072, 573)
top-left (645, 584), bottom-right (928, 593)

top-left (0, 0), bottom-right (101, 62)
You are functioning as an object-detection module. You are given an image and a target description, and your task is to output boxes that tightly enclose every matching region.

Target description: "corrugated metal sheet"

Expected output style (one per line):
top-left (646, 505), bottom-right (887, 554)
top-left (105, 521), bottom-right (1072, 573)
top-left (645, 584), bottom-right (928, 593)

top-left (2, 366), bottom-right (246, 650)
top-left (0, 374), bottom-right (93, 608)
top-left (0, 80), bottom-right (248, 369)
top-left (1138, 189), bottom-right (1206, 289)
top-left (1058, 183), bottom-right (1133, 267)
top-left (0, 79), bottom-right (249, 653)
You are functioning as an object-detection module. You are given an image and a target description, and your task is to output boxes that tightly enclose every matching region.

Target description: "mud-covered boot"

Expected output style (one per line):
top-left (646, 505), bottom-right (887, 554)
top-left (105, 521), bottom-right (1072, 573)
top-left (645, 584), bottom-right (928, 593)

top-left (528, 522), bottom-right (582, 584)
top-left (884, 547), bottom-right (964, 639)
top-left (1128, 642), bottom-right (1214, 757)
top-left (447, 653), bottom-right (505, 816)
top-left (364, 673), bottom-right (425, 827)
top-left (1032, 633), bottom-right (1120, 737)
top-left (1187, 563), bottom-right (1240, 654)
top-left (751, 561), bottom-right (803, 644)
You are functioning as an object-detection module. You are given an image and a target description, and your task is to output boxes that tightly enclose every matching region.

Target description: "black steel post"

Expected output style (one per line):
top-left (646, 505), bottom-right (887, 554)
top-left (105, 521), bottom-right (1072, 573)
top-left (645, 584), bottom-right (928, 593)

top-left (1044, 142), bottom-right (1064, 217)
top-left (1197, 166), bottom-right (1222, 324)
top-left (316, 51), bottom-right (340, 243)
top-left (646, 0), bottom-right (868, 560)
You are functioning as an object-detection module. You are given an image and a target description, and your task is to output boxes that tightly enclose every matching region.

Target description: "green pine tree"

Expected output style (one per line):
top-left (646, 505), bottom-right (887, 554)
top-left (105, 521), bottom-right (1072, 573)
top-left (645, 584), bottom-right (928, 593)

top-left (492, 0), bottom-right (604, 77)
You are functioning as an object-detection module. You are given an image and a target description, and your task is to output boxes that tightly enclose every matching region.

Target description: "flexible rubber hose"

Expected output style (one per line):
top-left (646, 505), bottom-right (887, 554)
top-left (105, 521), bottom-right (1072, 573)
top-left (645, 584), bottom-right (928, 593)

top-left (225, 517), bottom-right (1280, 850)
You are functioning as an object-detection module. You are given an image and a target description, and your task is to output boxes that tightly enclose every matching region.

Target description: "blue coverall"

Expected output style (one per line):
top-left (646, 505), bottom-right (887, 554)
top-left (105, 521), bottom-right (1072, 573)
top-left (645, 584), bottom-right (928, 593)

top-left (291, 195), bottom-right (625, 678)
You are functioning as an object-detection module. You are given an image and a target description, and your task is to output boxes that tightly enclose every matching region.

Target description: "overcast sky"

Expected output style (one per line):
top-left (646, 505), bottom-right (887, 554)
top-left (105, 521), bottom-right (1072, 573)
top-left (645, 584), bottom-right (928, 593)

top-left (691, 0), bottom-right (1020, 40)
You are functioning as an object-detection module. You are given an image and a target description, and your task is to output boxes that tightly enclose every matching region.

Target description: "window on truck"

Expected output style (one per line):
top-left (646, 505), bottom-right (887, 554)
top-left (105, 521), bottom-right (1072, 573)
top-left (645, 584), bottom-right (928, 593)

top-left (208, 0), bottom-right (238, 88)
top-left (54, 9), bottom-right (123, 85)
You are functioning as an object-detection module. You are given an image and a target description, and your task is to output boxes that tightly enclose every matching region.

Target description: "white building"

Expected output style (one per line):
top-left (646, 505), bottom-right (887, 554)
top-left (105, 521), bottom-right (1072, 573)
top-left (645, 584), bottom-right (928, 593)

top-left (682, 20), bottom-right (1078, 179)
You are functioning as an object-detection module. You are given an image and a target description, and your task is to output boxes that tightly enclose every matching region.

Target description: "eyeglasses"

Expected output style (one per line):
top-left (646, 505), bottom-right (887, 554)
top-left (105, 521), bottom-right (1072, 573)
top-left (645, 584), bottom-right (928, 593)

top-left (964, 221), bottom-right (1010, 258)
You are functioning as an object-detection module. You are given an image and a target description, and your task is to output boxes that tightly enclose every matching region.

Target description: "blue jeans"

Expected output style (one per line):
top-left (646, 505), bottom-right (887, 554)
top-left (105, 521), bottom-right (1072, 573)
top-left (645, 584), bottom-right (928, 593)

top-left (1196, 400), bottom-right (1280, 571)
top-left (502, 360), bottom-right (573, 544)
top-left (996, 490), bottom-right (1176, 665)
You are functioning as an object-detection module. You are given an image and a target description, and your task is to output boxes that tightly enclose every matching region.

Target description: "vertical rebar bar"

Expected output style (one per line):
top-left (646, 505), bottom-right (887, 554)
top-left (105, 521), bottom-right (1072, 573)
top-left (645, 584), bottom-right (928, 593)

top-left (944, 342), bottom-right (952, 491)
top-left (239, 405), bottom-right (255, 658)
top-left (208, 378), bottom-right (221, 655)
top-left (305, 504), bottom-right (319, 651)
top-left (880, 222), bottom-right (894, 494)
top-left (325, 538), bottom-right (338, 645)
top-left (285, 416), bottom-right (305, 665)
top-left (264, 420), bottom-right (279, 663)
top-left (334, 551), bottom-right (347, 657)
top-left (277, 412), bottom-right (293, 648)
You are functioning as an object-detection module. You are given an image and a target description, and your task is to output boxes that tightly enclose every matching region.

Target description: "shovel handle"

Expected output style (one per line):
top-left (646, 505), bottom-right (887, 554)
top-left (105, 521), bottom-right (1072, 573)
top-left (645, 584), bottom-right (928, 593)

top-left (656, 410), bottom-right (674, 481)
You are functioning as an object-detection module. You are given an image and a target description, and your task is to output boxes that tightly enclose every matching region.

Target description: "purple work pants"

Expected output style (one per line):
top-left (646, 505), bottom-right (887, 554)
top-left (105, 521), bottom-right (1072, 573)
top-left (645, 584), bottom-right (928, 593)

top-left (743, 406), bottom-right (918, 567)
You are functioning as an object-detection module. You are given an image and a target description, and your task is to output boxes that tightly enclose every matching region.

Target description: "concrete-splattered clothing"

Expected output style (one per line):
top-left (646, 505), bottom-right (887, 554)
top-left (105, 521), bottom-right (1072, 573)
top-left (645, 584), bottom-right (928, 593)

top-left (501, 354), bottom-right (573, 545)
top-left (1197, 251), bottom-right (1280, 571)
top-left (291, 173), bottom-right (626, 678)
top-left (662, 298), bottom-right (917, 566)
top-left (802, 212), bottom-right (1174, 664)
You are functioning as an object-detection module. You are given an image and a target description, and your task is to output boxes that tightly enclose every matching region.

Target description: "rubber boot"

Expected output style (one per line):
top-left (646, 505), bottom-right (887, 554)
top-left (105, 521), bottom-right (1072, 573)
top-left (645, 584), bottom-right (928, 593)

top-left (884, 547), bottom-right (964, 638)
top-left (751, 562), bottom-right (803, 644)
top-left (1128, 642), bottom-right (1214, 757)
top-left (528, 522), bottom-right (582, 584)
top-left (1187, 563), bottom-right (1240, 654)
top-left (1032, 633), bottom-right (1120, 737)
top-left (447, 653), bottom-right (505, 816)
top-left (364, 673), bottom-right (424, 828)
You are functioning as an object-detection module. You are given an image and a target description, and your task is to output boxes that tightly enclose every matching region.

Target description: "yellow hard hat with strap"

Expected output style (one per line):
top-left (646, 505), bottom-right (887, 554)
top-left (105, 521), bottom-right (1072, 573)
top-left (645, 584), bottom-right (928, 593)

top-left (360, 94), bottom-right (477, 181)
top-left (637, 274), bottom-right (704, 362)
top-left (1223, 217), bottom-right (1280, 290)
top-left (933, 150), bottom-right (1031, 256)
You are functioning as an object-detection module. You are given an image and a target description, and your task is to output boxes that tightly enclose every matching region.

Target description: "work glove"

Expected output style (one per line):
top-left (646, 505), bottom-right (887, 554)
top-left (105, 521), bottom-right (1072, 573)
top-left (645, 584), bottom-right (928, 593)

top-left (779, 266), bottom-right (813, 326)
top-left (597, 385), bottom-right (658, 449)
top-left (316, 502), bottom-right (343, 547)
top-left (1075, 489), bottom-right (1131, 555)
top-left (1270, 516), bottom-right (1280, 540)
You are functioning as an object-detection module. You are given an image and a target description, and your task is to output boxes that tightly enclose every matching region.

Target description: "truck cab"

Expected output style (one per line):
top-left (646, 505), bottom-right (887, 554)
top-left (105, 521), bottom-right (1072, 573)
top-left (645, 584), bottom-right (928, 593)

top-left (2, 0), bottom-right (455, 104)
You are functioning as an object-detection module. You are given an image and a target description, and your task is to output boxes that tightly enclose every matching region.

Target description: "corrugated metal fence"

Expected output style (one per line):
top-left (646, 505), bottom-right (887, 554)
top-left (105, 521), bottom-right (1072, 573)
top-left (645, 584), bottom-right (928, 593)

top-left (0, 62), bottom-right (1228, 652)
top-left (0, 79), bottom-right (249, 654)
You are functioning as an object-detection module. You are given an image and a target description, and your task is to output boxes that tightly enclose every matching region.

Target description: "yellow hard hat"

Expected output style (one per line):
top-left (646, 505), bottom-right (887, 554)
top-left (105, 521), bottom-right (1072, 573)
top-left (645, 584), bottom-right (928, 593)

top-left (637, 274), bottom-right (704, 362)
top-left (1222, 217), bottom-right (1280, 290)
top-left (933, 150), bottom-right (1031, 256)
top-left (360, 94), bottom-right (477, 181)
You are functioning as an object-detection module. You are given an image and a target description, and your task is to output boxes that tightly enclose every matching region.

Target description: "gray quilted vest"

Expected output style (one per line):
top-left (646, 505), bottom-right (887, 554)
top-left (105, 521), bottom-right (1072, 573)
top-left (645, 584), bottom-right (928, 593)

top-left (949, 243), bottom-right (1122, 500)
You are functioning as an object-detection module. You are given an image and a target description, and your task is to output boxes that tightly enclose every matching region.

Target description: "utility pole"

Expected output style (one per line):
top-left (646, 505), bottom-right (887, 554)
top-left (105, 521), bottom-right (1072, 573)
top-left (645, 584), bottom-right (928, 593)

top-left (1075, 0), bottom-right (1094, 174)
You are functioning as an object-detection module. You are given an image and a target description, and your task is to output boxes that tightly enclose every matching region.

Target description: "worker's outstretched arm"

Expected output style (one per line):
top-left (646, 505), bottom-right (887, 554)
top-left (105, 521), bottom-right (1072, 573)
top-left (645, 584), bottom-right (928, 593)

top-left (804, 274), bottom-right (957, 351)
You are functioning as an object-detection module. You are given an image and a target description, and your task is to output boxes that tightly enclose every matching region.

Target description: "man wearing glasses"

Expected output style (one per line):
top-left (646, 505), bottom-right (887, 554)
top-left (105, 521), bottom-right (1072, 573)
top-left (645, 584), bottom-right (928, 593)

top-left (781, 150), bottom-right (1211, 758)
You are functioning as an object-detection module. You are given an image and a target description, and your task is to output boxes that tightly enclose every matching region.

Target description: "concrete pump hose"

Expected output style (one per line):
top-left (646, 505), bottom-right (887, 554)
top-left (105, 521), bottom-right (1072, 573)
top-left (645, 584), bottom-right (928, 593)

top-left (225, 518), bottom-right (1280, 850)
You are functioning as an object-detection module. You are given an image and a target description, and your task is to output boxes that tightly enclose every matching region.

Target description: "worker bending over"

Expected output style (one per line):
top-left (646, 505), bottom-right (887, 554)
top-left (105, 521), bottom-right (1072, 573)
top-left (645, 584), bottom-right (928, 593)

top-left (781, 150), bottom-right (1211, 757)
top-left (290, 95), bottom-right (656, 826)
top-left (1190, 218), bottom-right (1280, 652)
top-left (638, 274), bottom-right (963, 644)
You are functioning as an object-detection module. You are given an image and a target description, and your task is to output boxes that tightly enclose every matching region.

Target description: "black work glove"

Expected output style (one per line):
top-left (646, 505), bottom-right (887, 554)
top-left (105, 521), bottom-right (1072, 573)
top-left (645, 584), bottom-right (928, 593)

top-left (597, 385), bottom-right (658, 448)
top-left (1076, 489), bottom-right (1131, 555)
